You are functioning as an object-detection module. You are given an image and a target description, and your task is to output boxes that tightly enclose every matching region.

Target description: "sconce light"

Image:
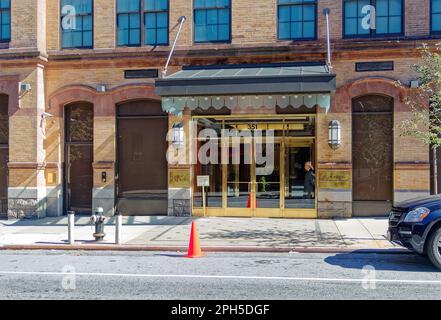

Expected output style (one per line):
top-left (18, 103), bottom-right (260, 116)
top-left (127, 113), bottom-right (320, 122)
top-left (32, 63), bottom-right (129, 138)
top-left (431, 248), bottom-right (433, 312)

top-left (328, 120), bottom-right (341, 150)
top-left (410, 80), bottom-right (420, 89)
top-left (96, 84), bottom-right (107, 92)
top-left (19, 83), bottom-right (32, 98)
top-left (172, 122), bottom-right (185, 148)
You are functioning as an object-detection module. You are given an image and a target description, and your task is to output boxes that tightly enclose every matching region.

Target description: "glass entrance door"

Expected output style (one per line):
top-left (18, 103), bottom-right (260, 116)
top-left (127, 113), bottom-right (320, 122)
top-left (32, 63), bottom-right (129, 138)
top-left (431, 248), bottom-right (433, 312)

top-left (226, 140), bottom-right (254, 216)
top-left (192, 116), bottom-right (317, 218)
top-left (254, 142), bottom-right (282, 217)
top-left (284, 143), bottom-right (316, 213)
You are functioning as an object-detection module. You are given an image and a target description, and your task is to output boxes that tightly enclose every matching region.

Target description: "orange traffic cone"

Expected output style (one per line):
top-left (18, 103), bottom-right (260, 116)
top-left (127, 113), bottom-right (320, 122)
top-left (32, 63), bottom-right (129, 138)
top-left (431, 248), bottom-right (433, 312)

top-left (247, 193), bottom-right (258, 208)
top-left (186, 221), bottom-right (204, 258)
top-left (247, 193), bottom-right (251, 208)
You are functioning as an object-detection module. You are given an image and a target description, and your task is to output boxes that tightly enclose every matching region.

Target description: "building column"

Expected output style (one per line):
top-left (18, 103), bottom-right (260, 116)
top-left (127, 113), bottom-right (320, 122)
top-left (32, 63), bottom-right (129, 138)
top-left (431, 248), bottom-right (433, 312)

top-left (167, 110), bottom-right (192, 216)
top-left (316, 103), bottom-right (353, 218)
top-left (92, 94), bottom-right (116, 216)
top-left (394, 110), bottom-right (430, 202)
top-left (8, 64), bottom-right (47, 219)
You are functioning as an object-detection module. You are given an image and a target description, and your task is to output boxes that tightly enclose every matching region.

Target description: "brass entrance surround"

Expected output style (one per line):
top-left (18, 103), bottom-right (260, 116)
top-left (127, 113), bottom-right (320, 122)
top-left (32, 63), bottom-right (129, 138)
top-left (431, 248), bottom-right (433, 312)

top-left (192, 115), bottom-right (317, 219)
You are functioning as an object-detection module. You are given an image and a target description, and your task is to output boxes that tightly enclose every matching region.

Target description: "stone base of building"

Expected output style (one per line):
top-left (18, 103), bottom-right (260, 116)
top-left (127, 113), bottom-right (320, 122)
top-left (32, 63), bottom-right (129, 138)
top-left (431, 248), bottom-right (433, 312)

top-left (317, 201), bottom-right (352, 219)
top-left (7, 198), bottom-right (44, 220)
top-left (168, 188), bottom-right (191, 217)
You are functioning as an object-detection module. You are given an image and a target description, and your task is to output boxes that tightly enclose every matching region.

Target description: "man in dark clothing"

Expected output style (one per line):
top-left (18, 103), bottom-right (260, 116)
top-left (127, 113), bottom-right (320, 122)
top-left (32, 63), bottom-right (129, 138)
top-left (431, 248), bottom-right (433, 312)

top-left (303, 161), bottom-right (315, 199)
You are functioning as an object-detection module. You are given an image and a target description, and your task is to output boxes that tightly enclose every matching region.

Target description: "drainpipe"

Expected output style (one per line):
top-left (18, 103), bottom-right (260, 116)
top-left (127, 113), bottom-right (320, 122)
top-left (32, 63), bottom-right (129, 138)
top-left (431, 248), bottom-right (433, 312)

top-left (163, 16), bottom-right (187, 78)
top-left (323, 8), bottom-right (333, 72)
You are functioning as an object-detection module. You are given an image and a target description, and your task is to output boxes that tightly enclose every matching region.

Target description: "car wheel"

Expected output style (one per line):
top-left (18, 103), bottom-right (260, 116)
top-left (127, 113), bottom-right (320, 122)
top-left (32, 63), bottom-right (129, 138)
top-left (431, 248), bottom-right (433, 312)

top-left (427, 227), bottom-right (441, 271)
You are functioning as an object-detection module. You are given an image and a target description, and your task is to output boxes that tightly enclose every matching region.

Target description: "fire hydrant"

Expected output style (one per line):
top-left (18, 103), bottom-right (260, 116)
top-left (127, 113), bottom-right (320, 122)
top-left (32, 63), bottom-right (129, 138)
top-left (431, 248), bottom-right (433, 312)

top-left (90, 207), bottom-right (106, 241)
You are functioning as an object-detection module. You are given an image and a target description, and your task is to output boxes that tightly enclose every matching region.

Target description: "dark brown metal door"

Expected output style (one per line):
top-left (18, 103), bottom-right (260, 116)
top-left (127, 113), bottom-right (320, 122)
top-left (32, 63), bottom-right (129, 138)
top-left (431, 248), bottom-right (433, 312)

top-left (0, 94), bottom-right (8, 217)
top-left (65, 102), bottom-right (93, 214)
top-left (352, 95), bottom-right (393, 216)
top-left (116, 100), bottom-right (168, 216)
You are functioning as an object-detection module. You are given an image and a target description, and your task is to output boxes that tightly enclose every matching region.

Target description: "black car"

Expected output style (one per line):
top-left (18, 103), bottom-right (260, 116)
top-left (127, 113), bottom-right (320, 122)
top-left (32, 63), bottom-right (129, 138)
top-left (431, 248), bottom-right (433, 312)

top-left (388, 195), bottom-right (441, 270)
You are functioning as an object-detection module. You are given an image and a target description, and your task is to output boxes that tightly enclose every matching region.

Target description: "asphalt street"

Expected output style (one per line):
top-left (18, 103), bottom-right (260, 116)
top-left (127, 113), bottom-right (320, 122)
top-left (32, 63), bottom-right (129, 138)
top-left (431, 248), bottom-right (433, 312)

top-left (0, 250), bottom-right (440, 300)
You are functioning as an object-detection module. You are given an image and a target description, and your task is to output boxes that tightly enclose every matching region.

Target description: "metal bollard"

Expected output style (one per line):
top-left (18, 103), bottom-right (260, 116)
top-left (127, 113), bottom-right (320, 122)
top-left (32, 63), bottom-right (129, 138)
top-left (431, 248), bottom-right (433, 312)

top-left (67, 210), bottom-right (75, 245)
top-left (115, 213), bottom-right (123, 245)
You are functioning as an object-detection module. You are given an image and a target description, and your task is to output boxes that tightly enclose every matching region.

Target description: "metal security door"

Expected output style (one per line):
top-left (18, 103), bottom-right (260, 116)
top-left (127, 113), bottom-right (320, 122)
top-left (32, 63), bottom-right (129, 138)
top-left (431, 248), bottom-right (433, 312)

top-left (352, 95), bottom-right (393, 216)
top-left (116, 100), bottom-right (169, 216)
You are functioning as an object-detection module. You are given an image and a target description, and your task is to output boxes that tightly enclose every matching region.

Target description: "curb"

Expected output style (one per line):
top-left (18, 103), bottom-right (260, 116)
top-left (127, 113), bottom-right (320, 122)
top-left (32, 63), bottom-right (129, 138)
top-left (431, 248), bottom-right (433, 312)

top-left (0, 244), bottom-right (412, 254)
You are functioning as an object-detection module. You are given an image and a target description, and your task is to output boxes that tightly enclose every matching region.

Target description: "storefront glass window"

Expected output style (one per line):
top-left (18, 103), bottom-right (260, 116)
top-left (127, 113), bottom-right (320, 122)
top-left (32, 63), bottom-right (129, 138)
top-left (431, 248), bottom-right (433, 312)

top-left (284, 146), bottom-right (315, 209)
top-left (226, 143), bottom-right (252, 208)
top-left (256, 143), bottom-right (281, 209)
top-left (193, 118), bottom-right (224, 208)
top-left (192, 116), bottom-right (317, 214)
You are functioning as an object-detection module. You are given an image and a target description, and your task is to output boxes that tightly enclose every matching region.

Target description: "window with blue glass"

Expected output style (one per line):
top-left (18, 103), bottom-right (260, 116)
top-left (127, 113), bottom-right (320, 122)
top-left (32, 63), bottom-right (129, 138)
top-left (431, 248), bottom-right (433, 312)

top-left (61, 0), bottom-right (93, 48)
top-left (194, 0), bottom-right (231, 43)
top-left (0, 0), bottom-right (11, 43)
top-left (344, 0), bottom-right (403, 38)
top-left (144, 0), bottom-right (169, 45)
top-left (278, 0), bottom-right (317, 40)
top-left (344, 0), bottom-right (371, 37)
top-left (117, 0), bottom-right (141, 46)
top-left (432, 0), bottom-right (441, 33)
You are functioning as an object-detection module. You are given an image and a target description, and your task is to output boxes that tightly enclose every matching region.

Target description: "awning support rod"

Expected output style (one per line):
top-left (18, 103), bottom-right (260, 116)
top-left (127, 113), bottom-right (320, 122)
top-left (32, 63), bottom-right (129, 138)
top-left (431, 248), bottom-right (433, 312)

top-left (323, 8), bottom-right (333, 72)
top-left (163, 16), bottom-right (187, 78)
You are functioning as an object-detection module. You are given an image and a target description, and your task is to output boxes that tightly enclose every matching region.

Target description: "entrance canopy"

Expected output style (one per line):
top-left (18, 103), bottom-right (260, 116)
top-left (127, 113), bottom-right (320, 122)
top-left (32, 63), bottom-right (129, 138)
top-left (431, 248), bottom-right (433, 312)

top-left (155, 63), bottom-right (336, 115)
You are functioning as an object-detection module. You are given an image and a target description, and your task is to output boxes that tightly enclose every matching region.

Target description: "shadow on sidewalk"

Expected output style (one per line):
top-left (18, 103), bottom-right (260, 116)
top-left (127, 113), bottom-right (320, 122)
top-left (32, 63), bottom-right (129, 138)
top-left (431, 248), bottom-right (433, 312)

top-left (2, 215), bottom-right (193, 227)
top-left (324, 251), bottom-right (439, 272)
top-left (203, 229), bottom-right (348, 247)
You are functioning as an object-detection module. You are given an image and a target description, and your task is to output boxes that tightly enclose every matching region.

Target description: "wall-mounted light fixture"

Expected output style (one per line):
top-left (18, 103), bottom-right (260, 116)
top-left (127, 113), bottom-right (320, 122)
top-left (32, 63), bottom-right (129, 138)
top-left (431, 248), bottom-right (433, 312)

top-left (96, 84), bottom-right (107, 92)
top-left (19, 82), bottom-right (32, 98)
top-left (40, 111), bottom-right (55, 137)
top-left (410, 80), bottom-right (420, 89)
top-left (328, 120), bottom-right (341, 150)
top-left (172, 122), bottom-right (185, 148)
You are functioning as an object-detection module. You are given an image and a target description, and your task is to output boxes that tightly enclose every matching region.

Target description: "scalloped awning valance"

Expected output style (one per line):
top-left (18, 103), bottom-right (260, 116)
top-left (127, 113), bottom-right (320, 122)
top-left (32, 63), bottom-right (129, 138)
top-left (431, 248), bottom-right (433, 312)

top-left (162, 94), bottom-right (331, 115)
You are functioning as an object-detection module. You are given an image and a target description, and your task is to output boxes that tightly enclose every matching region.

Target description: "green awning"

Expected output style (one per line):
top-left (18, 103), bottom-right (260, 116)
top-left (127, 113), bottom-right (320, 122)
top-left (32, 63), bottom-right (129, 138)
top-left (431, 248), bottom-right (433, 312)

top-left (155, 63), bottom-right (336, 115)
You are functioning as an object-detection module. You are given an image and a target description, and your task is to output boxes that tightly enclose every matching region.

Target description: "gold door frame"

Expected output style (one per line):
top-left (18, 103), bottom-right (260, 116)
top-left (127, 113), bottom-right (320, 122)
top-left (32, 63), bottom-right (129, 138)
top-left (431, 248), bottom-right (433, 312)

top-left (191, 115), bottom-right (318, 218)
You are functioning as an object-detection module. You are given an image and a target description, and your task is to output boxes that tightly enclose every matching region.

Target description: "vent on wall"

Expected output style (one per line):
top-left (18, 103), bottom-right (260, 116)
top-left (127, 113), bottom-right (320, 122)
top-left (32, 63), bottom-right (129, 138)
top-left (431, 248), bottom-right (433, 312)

top-left (124, 69), bottom-right (159, 79)
top-left (355, 61), bottom-right (394, 72)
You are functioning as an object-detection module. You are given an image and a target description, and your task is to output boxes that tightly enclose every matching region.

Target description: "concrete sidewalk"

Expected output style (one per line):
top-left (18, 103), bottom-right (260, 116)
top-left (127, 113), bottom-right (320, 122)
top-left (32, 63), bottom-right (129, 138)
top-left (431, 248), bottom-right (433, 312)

top-left (0, 216), bottom-right (401, 252)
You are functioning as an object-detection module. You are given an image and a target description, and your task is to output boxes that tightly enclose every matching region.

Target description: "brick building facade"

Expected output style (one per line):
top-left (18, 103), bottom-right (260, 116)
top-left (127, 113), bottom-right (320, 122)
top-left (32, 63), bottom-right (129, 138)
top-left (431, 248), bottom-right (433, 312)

top-left (0, 0), bottom-right (437, 219)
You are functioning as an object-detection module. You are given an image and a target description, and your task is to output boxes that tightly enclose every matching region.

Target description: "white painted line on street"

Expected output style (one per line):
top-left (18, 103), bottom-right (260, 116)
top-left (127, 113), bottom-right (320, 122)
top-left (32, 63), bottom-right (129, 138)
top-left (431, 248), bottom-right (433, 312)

top-left (0, 270), bottom-right (440, 285)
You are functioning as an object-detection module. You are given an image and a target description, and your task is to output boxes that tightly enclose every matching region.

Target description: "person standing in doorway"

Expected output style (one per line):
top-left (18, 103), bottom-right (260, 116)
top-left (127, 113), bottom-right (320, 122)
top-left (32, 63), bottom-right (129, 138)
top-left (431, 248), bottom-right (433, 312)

top-left (304, 161), bottom-right (315, 199)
